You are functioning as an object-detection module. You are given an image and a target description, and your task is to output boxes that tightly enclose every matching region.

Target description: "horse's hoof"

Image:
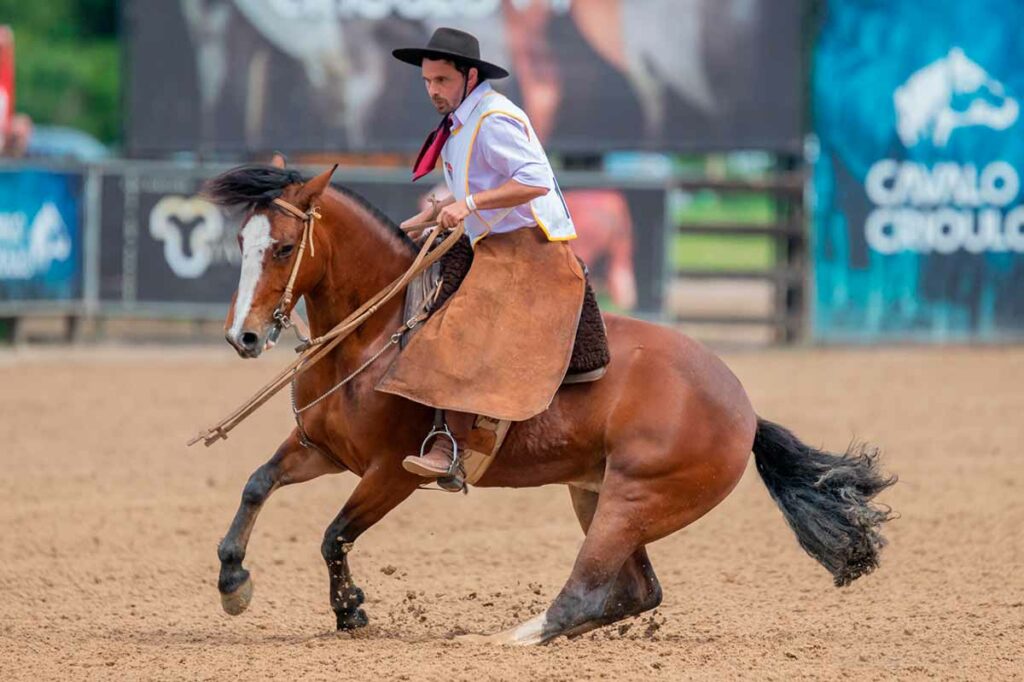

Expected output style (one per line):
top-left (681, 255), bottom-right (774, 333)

top-left (221, 576), bottom-right (254, 616)
top-left (455, 632), bottom-right (539, 646)
top-left (462, 613), bottom-right (551, 646)
top-left (336, 607), bottom-right (368, 630)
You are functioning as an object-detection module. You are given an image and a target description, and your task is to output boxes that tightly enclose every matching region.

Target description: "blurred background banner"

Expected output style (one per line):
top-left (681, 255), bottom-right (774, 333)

top-left (0, 168), bottom-right (82, 304)
top-left (124, 0), bottom-right (802, 157)
top-left (813, 0), bottom-right (1024, 342)
top-left (98, 169), bottom-right (243, 307)
top-left (94, 164), bottom-right (667, 316)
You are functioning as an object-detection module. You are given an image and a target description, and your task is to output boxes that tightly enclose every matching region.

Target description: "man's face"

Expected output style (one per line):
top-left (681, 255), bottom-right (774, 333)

top-left (422, 58), bottom-right (475, 115)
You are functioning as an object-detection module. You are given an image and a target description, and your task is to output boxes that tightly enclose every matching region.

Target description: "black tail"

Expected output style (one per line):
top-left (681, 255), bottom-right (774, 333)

top-left (752, 417), bottom-right (896, 587)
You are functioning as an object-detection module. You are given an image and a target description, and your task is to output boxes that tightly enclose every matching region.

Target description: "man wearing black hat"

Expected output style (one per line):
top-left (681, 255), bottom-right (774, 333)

top-left (376, 27), bottom-right (586, 490)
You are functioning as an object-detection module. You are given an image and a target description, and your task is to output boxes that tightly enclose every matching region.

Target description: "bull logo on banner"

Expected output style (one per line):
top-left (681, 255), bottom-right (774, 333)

top-left (149, 196), bottom-right (226, 278)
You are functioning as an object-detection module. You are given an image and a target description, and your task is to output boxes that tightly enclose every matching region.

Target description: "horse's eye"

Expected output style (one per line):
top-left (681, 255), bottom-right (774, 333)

top-left (274, 244), bottom-right (295, 260)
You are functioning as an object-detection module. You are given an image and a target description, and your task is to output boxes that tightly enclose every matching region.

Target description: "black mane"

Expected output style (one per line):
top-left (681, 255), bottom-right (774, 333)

top-left (204, 164), bottom-right (414, 251)
top-left (204, 165), bottom-right (304, 209)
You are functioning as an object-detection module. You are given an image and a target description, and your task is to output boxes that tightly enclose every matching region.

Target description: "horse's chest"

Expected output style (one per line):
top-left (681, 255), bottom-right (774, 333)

top-left (293, 372), bottom-right (423, 470)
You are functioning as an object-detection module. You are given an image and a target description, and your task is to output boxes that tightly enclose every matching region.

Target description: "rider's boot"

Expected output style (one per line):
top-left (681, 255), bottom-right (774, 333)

top-left (402, 410), bottom-right (480, 487)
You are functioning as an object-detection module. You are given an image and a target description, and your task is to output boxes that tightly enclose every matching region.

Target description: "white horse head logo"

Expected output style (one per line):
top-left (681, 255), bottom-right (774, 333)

top-left (28, 202), bottom-right (72, 272)
top-left (894, 47), bottom-right (1019, 148)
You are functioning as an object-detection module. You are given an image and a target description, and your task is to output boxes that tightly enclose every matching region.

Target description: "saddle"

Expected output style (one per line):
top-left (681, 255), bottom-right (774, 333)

top-left (399, 234), bottom-right (611, 487)
top-left (401, 234), bottom-right (611, 381)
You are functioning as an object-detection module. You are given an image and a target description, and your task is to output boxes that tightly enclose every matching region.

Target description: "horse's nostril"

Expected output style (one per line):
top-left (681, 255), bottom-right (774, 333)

top-left (240, 332), bottom-right (259, 350)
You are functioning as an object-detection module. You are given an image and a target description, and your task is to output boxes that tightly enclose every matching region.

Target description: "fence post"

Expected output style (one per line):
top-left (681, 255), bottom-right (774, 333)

top-left (81, 163), bottom-right (102, 341)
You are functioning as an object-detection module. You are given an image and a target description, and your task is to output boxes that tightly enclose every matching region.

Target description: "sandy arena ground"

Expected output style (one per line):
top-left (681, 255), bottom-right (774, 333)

top-left (0, 344), bottom-right (1021, 680)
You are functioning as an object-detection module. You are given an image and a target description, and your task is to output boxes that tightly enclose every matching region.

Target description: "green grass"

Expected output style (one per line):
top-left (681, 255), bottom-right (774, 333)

top-left (670, 189), bottom-right (779, 271)
top-left (12, 31), bottom-right (120, 144)
top-left (674, 189), bottom-right (777, 225)
top-left (673, 233), bottom-right (775, 271)
top-left (1, 0), bottom-right (121, 144)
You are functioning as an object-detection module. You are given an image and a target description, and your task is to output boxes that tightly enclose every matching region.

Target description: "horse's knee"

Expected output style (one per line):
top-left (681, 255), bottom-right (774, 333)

top-left (241, 465), bottom-right (275, 506)
top-left (320, 521), bottom-right (353, 563)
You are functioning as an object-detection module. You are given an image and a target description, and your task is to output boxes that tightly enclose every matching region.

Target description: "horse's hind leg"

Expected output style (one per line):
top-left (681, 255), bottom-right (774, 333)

top-left (217, 432), bottom-right (343, 615)
top-left (568, 485), bottom-right (662, 622)
top-left (474, 482), bottom-right (648, 646)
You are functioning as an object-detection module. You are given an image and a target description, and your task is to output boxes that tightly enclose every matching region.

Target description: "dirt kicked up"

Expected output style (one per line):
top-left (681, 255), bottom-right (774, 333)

top-left (0, 345), bottom-right (1021, 680)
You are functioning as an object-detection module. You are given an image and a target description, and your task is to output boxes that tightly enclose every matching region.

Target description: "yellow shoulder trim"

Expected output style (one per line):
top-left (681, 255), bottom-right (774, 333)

top-left (470, 228), bottom-right (491, 248)
top-left (465, 109), bottom-right (535, 198)
top-left (531, 205), bottom-right (578, 242)
top-left (452, 92), bottom-right (501, 136)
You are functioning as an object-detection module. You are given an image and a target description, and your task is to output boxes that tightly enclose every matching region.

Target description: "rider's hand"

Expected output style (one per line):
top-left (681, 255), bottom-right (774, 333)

top-left (437, 199), bottom-right (471, 229)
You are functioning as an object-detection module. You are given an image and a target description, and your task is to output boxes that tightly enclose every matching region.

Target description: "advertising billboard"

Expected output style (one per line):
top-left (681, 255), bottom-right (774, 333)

top-left (0, 169), bottom-right (83, 305)
top-left (125, 0), bottom-right (802, 156)
top-left (813, 0), bottom-right (1024, 341)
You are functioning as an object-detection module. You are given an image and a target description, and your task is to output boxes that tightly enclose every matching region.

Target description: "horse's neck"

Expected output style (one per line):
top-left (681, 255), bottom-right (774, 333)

top-left (304, 191), bottom-right (415, 363)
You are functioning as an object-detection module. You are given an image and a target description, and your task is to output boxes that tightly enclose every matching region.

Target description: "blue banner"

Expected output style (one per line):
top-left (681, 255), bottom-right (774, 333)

top-left (813, 0), bottom-right (1024, 341)
top-left (0, 169), bottom-right (83, 303)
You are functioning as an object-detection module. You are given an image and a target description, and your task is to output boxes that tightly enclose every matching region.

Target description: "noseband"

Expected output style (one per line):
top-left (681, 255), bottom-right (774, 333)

top-left (268, 197), bottom-right (320, 343)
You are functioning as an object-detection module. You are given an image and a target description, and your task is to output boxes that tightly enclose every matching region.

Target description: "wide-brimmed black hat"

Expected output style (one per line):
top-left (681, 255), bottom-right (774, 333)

top-left (393, 27), bottom-right (509, 80)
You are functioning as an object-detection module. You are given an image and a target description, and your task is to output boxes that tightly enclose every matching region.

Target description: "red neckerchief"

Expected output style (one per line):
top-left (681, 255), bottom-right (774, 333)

top-left (411, 113), bottom-right (453, 182)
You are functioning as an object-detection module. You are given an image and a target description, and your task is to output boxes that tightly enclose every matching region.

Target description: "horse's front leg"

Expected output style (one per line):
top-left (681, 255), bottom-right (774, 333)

top-left (320, 463), bottom-right (419, 630)
top-left (218, 432), bottom-right (344, 615)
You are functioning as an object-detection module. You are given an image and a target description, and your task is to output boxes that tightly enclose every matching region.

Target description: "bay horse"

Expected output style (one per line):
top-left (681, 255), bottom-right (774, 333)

top-left (203, 164), bottom-right (895, 645)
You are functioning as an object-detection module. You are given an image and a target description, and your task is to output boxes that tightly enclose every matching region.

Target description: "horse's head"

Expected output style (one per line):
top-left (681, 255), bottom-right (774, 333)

top-left (205, 162), bottom-right (336, 358)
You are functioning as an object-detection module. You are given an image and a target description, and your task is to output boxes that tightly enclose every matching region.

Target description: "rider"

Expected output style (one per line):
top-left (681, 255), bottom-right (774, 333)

top-left (378, 27), bottom-right (584, 488)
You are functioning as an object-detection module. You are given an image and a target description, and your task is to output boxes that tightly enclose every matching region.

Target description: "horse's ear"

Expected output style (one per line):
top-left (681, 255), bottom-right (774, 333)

top-left (298, 164), bottom-right (337, 205)
top-left (270, 152), bottom-right (287, 168)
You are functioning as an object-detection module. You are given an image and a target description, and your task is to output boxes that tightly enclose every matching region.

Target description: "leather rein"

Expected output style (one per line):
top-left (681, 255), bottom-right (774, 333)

top-left (188, 197), bottom-right (464, 448)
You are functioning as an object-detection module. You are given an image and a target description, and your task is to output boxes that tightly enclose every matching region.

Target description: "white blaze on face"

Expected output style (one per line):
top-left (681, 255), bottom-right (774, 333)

top-left (228, 214), bottom-right (274, 339)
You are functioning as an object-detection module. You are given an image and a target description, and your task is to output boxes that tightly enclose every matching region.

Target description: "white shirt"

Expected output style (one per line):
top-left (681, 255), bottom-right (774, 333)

top-left (440, 82), bottom-right (575, 242)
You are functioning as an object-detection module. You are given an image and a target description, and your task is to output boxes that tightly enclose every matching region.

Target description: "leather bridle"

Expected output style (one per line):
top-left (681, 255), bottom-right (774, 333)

top-left (267, 196), bottom-right (321, 345)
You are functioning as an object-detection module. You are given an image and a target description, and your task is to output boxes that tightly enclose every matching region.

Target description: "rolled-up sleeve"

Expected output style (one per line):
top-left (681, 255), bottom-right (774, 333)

top-left (477, 114), bottom-right (551, 190)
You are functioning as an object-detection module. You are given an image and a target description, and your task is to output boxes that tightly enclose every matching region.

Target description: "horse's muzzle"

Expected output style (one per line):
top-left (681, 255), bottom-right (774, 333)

top-left (226, 329), bottom-right (264, 359)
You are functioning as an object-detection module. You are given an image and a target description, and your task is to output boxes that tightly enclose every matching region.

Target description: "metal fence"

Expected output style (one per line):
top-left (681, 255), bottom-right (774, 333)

top-left (670, 172), bottom-right (807, 342)
top-left (8, 160), bottom-right (751, 337)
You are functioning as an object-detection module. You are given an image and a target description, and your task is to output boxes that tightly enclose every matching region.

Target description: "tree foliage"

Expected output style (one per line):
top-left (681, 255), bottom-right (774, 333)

top-left (0, 0), bottom-right (120, 145)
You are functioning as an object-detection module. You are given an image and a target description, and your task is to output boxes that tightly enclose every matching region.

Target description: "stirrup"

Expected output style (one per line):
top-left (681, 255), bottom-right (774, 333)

top-left (417, 413), bottom-right (466, 493)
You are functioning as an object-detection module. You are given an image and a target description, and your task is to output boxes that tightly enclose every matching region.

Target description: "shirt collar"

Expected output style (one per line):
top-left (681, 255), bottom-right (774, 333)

top-left (451, 81), bottom-right (493, 129)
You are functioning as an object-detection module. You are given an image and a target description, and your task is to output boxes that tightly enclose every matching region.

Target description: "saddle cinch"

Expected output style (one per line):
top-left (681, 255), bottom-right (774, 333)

top-left (398, 234), bottom-right (611, 484)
